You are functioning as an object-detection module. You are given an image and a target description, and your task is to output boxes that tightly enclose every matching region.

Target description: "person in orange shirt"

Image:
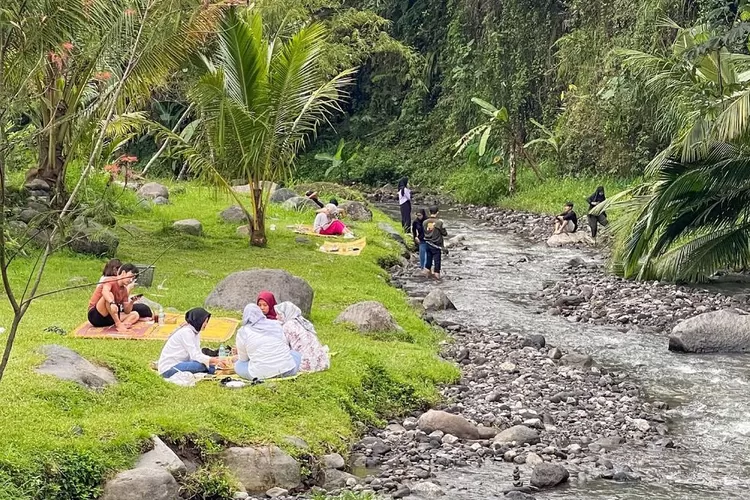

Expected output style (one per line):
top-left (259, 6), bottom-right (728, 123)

top-left (87, 263), bottom-right (141, 332)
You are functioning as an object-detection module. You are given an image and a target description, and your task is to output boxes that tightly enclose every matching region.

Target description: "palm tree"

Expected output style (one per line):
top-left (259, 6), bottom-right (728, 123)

top-left (171, 8), bottom-right (354, 246)
top-left (607, 143), bottom-right (750, 282)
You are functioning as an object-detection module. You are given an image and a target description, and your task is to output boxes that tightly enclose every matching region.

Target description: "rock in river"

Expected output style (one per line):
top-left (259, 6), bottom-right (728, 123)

top-left (493, 425), bottom-right (540, 445)
top-left (417, 410), bottom-right (481, 439)
top-left (530, 463), bottom-right (570, 488)
top-left (221, 446), bottom-right (301, 494)
top-left (101, 467), bottom-right (179, 500)
top-left (669, 310), bottom-right (750, 353)
top-left (422, 289), bottom-right (456, 311)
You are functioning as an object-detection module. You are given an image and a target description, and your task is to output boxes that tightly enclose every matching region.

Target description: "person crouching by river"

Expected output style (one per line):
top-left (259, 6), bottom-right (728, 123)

top-left (423, 205), bottom-right (447, 280)
top-left (554, 201), bottom-right (578, 235)
top-left (412, 208), bottom-right (427, 269)
top-left (157, 308), bottom-right (223, 378)
top-left (398, 177), bottom-right (412, 232)
top-left (587, 185), bottom-right (608, 239)
top-left (313, 203), bottom-right (349, 236)
top-left (235, 304), bottom-right (302, 381)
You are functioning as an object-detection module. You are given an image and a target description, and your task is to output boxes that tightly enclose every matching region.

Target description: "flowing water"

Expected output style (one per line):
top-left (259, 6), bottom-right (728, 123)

top-left (380, 206), bottom-right (750, 499)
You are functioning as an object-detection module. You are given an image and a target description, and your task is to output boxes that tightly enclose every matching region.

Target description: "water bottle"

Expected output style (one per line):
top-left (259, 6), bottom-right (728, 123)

top-left (219, 344), bottom-right (227, 358)
top-left (158, 307), bottom-right (165, 326)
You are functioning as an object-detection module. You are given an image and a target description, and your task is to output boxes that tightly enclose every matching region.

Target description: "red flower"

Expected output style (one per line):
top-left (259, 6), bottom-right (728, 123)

top-left (61, 41), bottom-right (74, 52)
top-left (94, 71), bottom-right (112, 81)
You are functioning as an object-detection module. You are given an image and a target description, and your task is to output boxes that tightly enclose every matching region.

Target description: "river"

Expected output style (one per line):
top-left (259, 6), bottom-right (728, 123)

top-left (381, 206), bottom-right (750, 499)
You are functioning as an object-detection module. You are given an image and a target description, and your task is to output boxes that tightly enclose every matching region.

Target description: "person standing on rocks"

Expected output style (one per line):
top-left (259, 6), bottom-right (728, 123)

top-left (587, 185), bottom-right (608, 239)
top-left (423, 205), bottom-right (447, 280)
top-left (412, 208), bottom-right (427, 269)
top-left (553, 201), bottom-right (578, 235)
top-left (398, 177), bottom-right (412, 232)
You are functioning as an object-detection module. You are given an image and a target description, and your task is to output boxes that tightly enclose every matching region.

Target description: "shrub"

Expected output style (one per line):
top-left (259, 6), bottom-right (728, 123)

top-left (180, 465), bottom-right (238, 500)
top-left (444, 164), bottom-right (507, 205)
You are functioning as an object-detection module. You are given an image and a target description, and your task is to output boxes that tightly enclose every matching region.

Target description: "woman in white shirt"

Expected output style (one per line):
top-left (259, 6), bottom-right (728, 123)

top-left (313, 203), bottom-right (349, 236)
top-left (398, 177), bottom-right (411, 232)
top-left (235, 304), bottom-right (302, 381)
top-left (157, 308), bottom-right (220, 378)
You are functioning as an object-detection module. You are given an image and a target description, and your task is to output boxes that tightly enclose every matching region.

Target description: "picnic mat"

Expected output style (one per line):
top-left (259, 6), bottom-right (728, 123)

top-left (319, 237), bottom-right (367, 256)
top-left (287, 224), bottom-right (353, 238)
top-left (72, 312), bottom-right (239, 342)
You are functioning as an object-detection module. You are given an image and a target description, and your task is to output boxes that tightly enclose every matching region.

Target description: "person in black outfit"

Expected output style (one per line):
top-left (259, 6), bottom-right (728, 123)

top-left (587, 185), bottom-right (608, 238)
top-left (411, 208), bottom-right (427, 269)
top-left (554, 201), bottom-right (578, 234)
top-left (398, 177), bottom-right (412, 232)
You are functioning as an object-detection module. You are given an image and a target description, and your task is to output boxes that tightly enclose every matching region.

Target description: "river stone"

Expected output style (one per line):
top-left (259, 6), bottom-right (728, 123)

top-left (221, 446), bottom-right (301, 493)
top-left (530, 463), bottom-right (569, 488)
top-left (321, 469), bottom-right (358, 490)
top-left (135, 436), bottom-right (186, 476)
top-left (422, 289), bottom-right (456, 311)
top-left (493, 425), bottom-right (540, 445)
top-left (322, 453), bottom-right (345, 470)
top-left (522, 334), bottom-right (546, 349)
top-left (339, 200), bottom-right (372, 221)
top-left (35, 345), bottom-right (116, 390)
top-left (378, 222), bottom-right (406, 245)
top-left (669, 310), bottom-right (750, 353)
top-left (173, 219), bottom-right (202, 236)
top-left (138, 182), bottom-right (169, 200)
top-left (266, 487), bottom-right (288, 498)
top-left (410, 481), bottom-right (445, 496)
top-left (101, 467), bottom-right (179, 500)
top-left (220, 205), bottom-right (250, 224)
top-left (270, 188), bottom-right (297, 203)
top-left (283, 196), bottom-right (318, 211)
top-left (205, 269), bottom-right (314, 317)
top-left (593, 435), bottom-right (623, 451)
top-left (505, 492), bottom-right (537, 500)
top-left (417, 410), bottom-right (481, 439)
top-left (560, 352), bottom-right (593, 368)
top-left (334, 301), bottom-right (399, 332)
top-left (546, 232), bottom-right (592, 247)
top-left (68, 216), bottom-right (119, 257)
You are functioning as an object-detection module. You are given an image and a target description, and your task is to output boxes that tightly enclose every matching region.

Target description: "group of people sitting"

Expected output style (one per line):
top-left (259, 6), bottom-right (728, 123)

top-left (88, 259), bottom-right (153, 332)
top-left (553, 185), bottom-right (608, 238)
top-left (157, 290), bottom-right (330, 382)
top-left (307, 191), bottom-right (352, 236)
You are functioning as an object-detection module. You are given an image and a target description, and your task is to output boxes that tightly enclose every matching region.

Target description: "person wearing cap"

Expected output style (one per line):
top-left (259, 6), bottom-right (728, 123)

top-left (313, 203), bottom-right (349, 235)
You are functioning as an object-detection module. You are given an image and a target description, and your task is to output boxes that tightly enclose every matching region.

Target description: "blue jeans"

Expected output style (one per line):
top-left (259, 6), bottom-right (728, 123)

top-left (418, 242), bottom-right (427, 269)
top-left (235, 351), bottom-right (302, 381)
top-left (161, 360), bottom-right (215, 379)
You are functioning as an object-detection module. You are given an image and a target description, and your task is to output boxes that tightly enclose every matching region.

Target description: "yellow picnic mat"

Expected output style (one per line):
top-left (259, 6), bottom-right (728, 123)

top-left (72, 312), bottom-right (239, 342)
top-left (319, 237), bottom-right (367, 256)
top-left (288, 224), bottom-right (337, 237)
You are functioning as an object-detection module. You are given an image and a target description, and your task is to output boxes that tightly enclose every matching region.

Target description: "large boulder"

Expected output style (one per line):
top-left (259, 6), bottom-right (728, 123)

top-left (138, 182), bottom-right (169, 200)
top-left (135, 436), bottom-right (186, 476)
top-left (173, 219), bottom-right (203, 236)
top-left (321, 469), bottom-right (358, 490)
top-left (270, 188), bottom-right (298, 203)
top-left (422, 289), bottom-right (456, 311)
top-left (339, 201), bottom-right (372, 222)
top-left (220, 205), bottom-right (250, 224)
top-left (283, 196), bottom-right (319, 211)
top-left (68, 216), bottom-right (119, 257)
top-left (221, 446), bottom-right (301, 494)
top-left (417, 410), bottom-right (480, 439)
top-left (334, 301), bottom-right (399, 332)
top-left (101, 467), bottom-right (179, 500)
top-left (25, 178), bottom-right (51, 192)
top-left (205, 269), bottom-right (314, 316)
top-left (493, 425), bottom-right (540, 445)
top-left (35, 345), bottom-right (116, 390)
top-left (669, 310), bottom-right (750, 353)
top-left (530, 463), bottom-right (569, 489)
top-left (546, 232), bottom-right (592, 247)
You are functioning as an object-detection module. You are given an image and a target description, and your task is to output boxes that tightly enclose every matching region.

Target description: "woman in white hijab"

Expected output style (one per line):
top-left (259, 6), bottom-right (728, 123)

top-left (275, 302), bottom-right (330, 373)
top-left (235, 304), bottom-right (301, 381)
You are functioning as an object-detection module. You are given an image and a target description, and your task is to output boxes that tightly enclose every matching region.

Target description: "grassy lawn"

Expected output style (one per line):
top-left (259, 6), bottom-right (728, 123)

top-left (0, 181), bottom-right (458, 499)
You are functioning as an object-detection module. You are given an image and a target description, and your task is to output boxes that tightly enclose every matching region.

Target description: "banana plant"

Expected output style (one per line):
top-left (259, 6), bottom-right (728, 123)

top-left (315, 138), bottom-right (358, 181)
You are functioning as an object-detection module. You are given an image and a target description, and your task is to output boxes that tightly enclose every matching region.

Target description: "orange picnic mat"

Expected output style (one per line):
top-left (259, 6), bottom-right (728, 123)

top-left (72, 312), bottom-right (239, 342)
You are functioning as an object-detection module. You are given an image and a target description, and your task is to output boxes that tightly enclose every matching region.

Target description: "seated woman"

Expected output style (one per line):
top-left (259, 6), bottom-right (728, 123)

top-left (157, 308), bottom-right (221, 378)
top-left (275, 302), bottom-right (330, 373)
top-left (257, 290), bottom-right (278, 320)
top-left (235, 304), bottom-right (302, 381)
top-left (99, 259), bottom-right (153, 320)
top-left (88, 263), bottom-right (141, 332)
top-left (313, 203), bottom-right (348, 236)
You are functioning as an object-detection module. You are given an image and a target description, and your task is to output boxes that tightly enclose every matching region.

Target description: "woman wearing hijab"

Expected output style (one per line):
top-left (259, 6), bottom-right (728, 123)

top-left (157, 308), bottom-right (220, 378)
top-left (313, 203), bottom-right (349, 235)
top-left (257, 291), bottom-right (278, 320)
top-left (275, 302), bottom-right (330, 373)
top-left (587, 185), bottom-right (608, 239)
top-left (398, 177), bottom-right (411, 232)
top-left (235, 304), bottom-right (302, 381)
top-left (411, 208), bottom-right (427, 269)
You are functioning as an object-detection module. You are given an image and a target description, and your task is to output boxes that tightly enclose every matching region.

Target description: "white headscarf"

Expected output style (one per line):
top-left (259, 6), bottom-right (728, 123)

top-left (241, 304), bottom-right (284, 338)
top-left (275, 301), bottom-right (316, 334)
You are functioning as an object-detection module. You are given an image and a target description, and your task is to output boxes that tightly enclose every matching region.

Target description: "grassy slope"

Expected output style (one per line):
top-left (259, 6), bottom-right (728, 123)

top-left (0, 182), bottom-right (457, 498)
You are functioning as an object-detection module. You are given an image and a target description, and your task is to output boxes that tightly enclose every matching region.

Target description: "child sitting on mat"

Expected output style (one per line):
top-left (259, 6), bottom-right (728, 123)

top-left (158, 308), bottom-right (223, 378)
top-left (235, 304), bottom-right (302, 381)
top-left (313, 203), bottom-right (349, 236)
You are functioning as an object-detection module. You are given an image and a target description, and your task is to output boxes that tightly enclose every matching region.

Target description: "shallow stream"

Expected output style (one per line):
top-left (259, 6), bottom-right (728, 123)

top-left (382, 207), bottom-right (750, 499)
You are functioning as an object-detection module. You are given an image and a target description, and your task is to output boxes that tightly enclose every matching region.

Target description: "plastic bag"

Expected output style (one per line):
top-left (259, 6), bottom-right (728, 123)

top-left (165, 371), bottom-right (196, 387)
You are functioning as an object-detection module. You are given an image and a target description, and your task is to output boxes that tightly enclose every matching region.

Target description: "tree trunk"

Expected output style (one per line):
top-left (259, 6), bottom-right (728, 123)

top-left (250, 187), bottom-right (267, 247)
top-left (508, 146), bottom-right (517, 194)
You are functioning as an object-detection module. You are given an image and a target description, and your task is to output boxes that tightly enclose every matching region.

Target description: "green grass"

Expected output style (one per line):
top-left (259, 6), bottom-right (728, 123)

top-left (0, 180), bottom-right (458, 499)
